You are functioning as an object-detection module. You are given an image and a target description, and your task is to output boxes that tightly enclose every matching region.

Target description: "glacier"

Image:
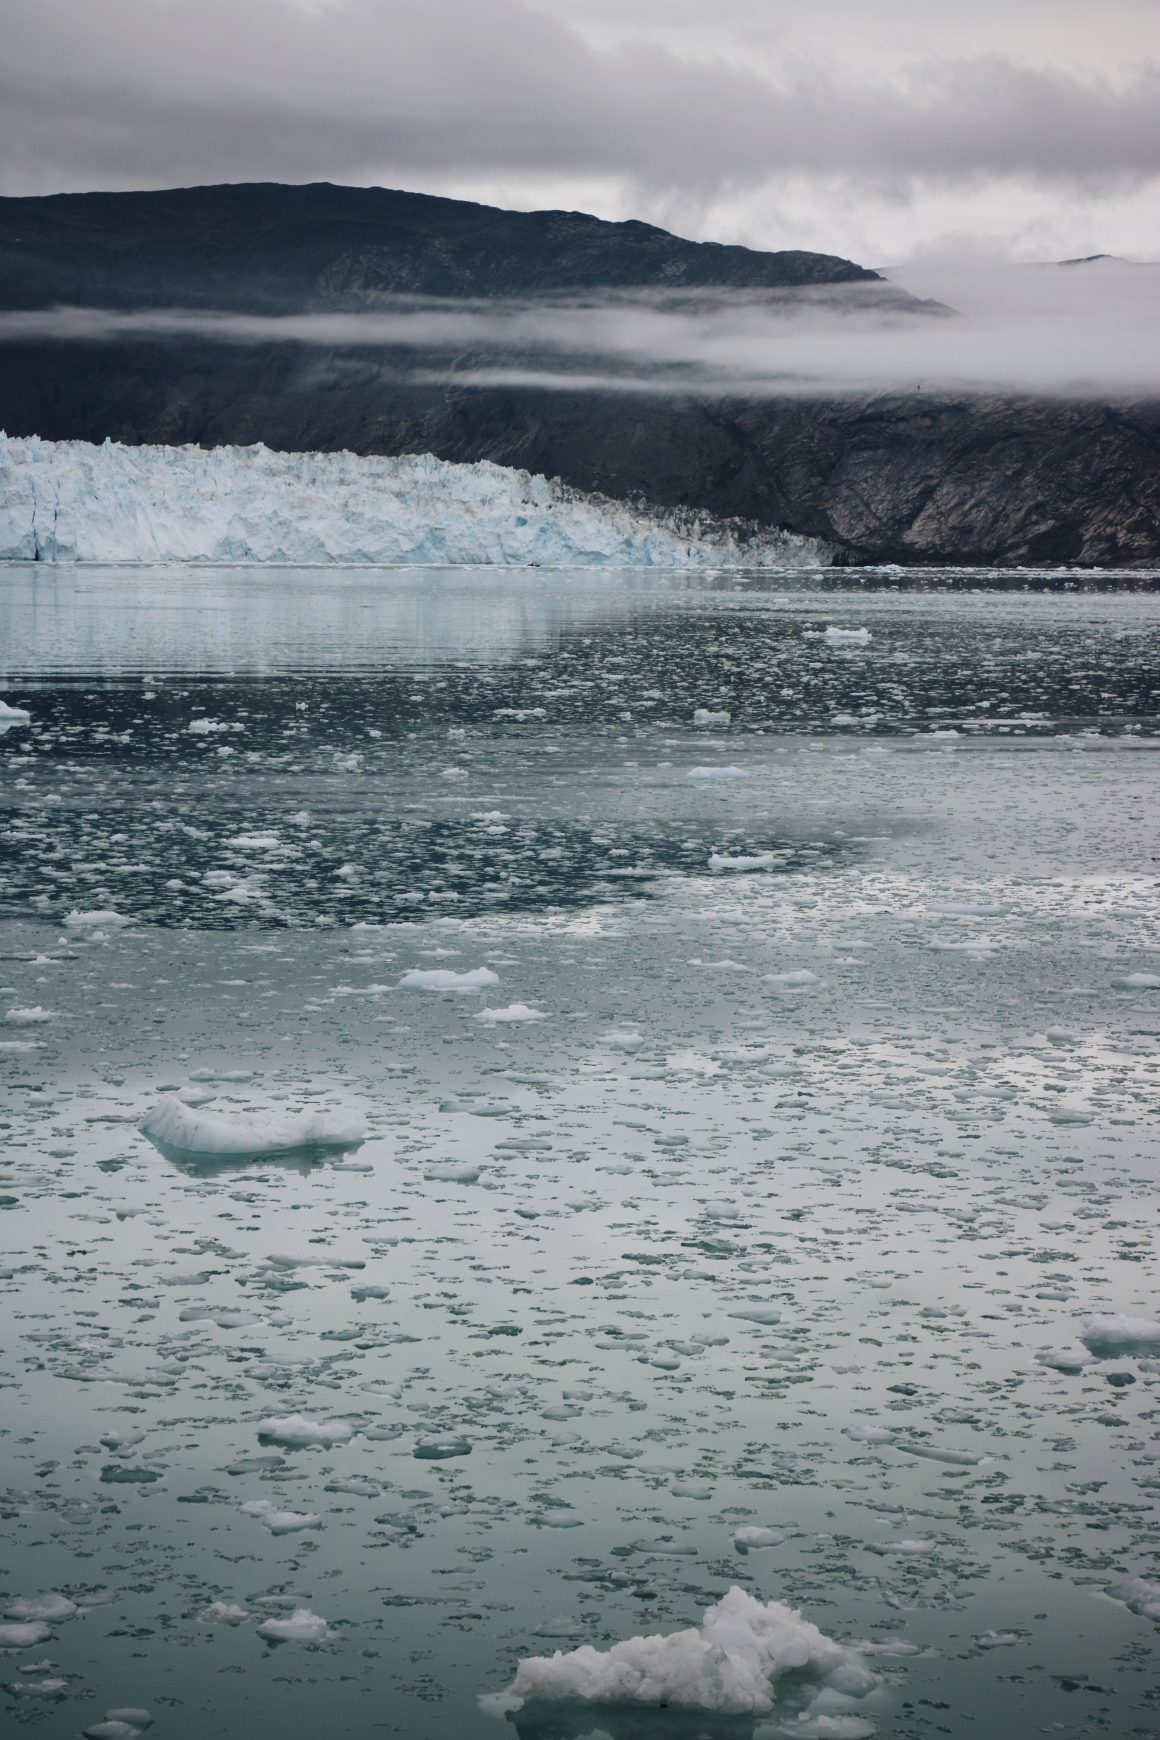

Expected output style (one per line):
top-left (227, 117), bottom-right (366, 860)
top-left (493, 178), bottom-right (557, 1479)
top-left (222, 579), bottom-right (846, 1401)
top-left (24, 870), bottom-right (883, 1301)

top-left (0, 434), bottom-right (828, 568)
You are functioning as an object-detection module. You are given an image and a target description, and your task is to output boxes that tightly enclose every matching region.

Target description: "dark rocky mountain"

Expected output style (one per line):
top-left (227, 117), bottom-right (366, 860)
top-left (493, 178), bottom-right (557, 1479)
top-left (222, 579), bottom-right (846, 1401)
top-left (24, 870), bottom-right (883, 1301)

top-left (1, 182), bottom-right (1157, 566)
top-left (0, 181), bottom-right (880, 310)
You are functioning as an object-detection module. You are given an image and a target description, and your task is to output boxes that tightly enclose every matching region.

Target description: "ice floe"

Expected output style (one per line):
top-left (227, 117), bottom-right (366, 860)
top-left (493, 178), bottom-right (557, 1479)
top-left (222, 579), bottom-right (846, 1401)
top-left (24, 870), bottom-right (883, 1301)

top-left (138, 1095), bottom-right (364, 1158)
top-left (256, 1414), bottom-right (357, 1448)
top-left (502, 1585), bottom-right (872, 1715)
top-left (256, 1607), bottom-right (330, 1644)
top-left (1080, 1315), bottom-right (1160, 1357)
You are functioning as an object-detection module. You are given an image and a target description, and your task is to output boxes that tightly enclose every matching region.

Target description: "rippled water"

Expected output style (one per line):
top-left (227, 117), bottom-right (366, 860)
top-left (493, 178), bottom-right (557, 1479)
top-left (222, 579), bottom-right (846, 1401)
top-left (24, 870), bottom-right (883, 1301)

top-left (1, 565), bottom-right (1159, 1740)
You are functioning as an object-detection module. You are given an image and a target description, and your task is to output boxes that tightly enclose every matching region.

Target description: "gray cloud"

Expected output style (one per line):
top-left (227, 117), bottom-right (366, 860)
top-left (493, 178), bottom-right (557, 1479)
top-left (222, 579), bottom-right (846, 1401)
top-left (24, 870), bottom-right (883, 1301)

top-left (1, 0), bottom-right (1157, 202)
top-left (4, 264), bottom-right (1157, 397)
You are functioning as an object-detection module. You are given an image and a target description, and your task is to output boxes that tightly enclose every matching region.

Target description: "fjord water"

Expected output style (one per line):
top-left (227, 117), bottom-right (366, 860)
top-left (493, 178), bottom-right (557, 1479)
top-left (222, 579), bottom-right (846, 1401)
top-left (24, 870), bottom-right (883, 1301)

top-left (1, 563), bottom-right (1159, 1740)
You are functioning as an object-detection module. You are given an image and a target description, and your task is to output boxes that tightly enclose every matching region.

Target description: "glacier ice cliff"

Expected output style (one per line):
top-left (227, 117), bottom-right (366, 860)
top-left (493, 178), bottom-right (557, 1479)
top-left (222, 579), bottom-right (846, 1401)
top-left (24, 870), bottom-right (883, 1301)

top-left (0, 435), bottom-right (827, 568)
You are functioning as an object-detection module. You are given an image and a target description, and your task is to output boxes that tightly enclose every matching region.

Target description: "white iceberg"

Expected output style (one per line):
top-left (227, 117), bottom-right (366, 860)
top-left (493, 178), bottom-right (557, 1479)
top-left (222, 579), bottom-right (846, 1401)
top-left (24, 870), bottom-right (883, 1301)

top-left (822, 626), bottom-right (872, 644)
top-left (504, 1585), bottom-right (871, 1715)
top-left (1080, 1314), bottom-right (1160, 1357)
top-left (0, 699), bottom-right (30, 730)
top-left (475, 1003), bottom-right (548, 1023)
top-left (0, 1620), bottom-right (54, 1648)
top-left (240, 1500), bottom-right (323, 1535)
top-left (139, 1095), bottom-right (364, 1158)
top-left (1106, 1577), bottom-right (1160, 1621)
top-left (64, 908), bottom-right (133, 930)
top-left (257, 1607), bottom-right (330, 1644)
top-left (256, 1413), bottom-right (356, 1448)
top-left (687, 765), bottom-right (748, 783)
top-left (0, 433), bottom-right (827, 568)
top-left (2, 1594), bottom-right (78, 1623)
top-left (400, 966), bottom-right (499, 991)
top-left (198, 1602), bottom-right (250, 1625)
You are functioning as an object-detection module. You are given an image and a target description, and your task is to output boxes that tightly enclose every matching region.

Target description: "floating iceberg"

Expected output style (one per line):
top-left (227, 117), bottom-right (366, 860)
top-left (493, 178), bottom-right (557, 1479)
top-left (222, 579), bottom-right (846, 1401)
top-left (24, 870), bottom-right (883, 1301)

top-left (502, 1585), bottom-right (872, 1716)
top-left (0, 699), bottom-right (30, 730)
top-left (400, 966), bottom-right (499, 991)
top-left (138, 1094), bottom-right (364, 1159)
top-left (1080, 1314), bottom-right (1160, 1357)
top-left (0, 434), bottom-right (828, 568)
top-left (256, 1413), bottom-right (357, 1448)
top-left (822, 626), bottom-right (872, 644)
top-left (257, 1607), bottom-right (330, 1644)
top-left (1106, 1577), bottom-right (1160, 1621)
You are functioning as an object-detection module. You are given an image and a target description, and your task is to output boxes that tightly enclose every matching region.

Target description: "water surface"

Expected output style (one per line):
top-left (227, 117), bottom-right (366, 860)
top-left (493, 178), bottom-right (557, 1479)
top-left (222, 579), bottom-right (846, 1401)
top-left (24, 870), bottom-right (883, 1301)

top-left (2, 565), bottom-right (1159, 1740)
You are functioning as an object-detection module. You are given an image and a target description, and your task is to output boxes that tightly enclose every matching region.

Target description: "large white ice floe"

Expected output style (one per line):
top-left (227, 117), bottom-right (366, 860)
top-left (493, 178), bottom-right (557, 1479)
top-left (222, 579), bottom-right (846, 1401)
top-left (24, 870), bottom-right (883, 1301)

top-left (256, 1413), bottom-right (357, 1448)
top-left (400, 966), bottom-right (499, 991)
top-left (138, 1094), bottom-right (364, 1158)
top-left (1106, 1577), bottom-right (1160, 1621)
top-left (256, 1607), bottom-right (330, 1644)
top-left (1079, 1314), bottom-right (1160, 1357)
top-left (0, 434), bottom-right (828, 568)
top-left (499, 1585), bottom-right (873, 1716)
top-left (0, 698), bottom-right (31, 730)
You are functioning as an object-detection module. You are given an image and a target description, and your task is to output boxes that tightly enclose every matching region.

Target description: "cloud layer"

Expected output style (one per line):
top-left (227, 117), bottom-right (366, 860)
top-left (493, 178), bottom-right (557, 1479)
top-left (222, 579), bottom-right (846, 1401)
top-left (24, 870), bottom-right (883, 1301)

top-left (4, 265), bottom-right (1157, 398)
top-left (2, 0), bottom-right (1157, 261)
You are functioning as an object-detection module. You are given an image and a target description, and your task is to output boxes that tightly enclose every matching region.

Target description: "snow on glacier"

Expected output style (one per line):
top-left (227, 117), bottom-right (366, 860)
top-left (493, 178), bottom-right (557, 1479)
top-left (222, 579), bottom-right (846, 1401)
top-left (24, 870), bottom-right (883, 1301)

top-left (0, 434), bottom-right (827, 568)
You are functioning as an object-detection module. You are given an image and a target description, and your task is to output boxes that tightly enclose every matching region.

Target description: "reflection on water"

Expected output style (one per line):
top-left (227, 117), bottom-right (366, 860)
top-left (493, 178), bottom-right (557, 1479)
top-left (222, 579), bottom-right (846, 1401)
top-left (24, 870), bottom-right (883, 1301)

top-left (1, 566), bottom-right (1159, 1740)
top-left (508, 1704), bottom-right (759, 1740)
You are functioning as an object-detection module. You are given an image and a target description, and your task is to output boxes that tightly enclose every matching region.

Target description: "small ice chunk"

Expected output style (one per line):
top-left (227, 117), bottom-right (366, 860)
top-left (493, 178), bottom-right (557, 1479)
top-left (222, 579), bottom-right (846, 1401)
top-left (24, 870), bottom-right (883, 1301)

top-left (709, 852), bottom-right (783, 871)
top-left (734, 1526), bottom-right (785, 1549)
top-left (0, 699), bottom-right (32, 727)
top-left (764, 970), bottom-right (821, 987)
top-left (475, 1003), bottom-right (548, 1023)
top-left (257, 1607), bottom-right (330, 1644)
top-left (728, 1306), bottom-right (782, 1325)
top-left (3, 1006), bottom-right (56, 1024)
top-left (1111, 973), bottom-right (1160, 990)
top-left (414, 1434), bottom-right (472, 1460)
top-left (424, 1162), bottom-right (482, 1183)
top-left (687, 765), bottom-right (747, 782)
top-left (844, 1423), bottom-right (897, 1444)
top-left (1036, 1346), bottom-right (1094, 1373)
top-left (240, 1500), bottom-right (322, 1535)
top-left (867, 1538), bottom-right (936, 1556)
top-left (64, 909), bottom-right (132, 930)
top-left (822, 626), bottom-right (872, 644)
top-left (400, 967), bottom-right (498, 991)
top-left (693, 709), bottom-right (731, 727)
top-left (198, 1601), bottom-right (250, 1625)
top-left (257, 1413), bottom-right (356, 1448)
top-left (894, 1442), bottom-right (983, 1467)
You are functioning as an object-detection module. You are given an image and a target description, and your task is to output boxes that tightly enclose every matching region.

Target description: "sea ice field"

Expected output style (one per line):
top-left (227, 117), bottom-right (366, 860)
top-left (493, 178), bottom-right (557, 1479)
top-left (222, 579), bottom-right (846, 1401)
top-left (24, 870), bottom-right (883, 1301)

top-left (1, 563), bottom-right (1159, 1740)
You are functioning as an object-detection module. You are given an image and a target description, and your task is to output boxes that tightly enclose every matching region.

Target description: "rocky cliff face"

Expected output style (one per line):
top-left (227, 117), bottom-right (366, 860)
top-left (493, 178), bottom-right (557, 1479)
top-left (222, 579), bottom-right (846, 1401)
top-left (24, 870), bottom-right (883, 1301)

top-left (1, 182), bottom-right (1156, 566)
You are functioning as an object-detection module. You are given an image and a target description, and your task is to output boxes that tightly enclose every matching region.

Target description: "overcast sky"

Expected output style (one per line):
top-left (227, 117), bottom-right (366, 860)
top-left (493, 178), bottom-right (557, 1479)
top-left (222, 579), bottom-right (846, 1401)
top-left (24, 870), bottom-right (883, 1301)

top-left (1, 0), bottom-right (1157, 265)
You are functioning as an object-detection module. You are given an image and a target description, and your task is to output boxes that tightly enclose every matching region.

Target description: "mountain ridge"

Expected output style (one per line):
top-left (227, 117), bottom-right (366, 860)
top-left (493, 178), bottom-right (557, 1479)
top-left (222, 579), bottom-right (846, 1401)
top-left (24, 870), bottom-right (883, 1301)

top-left (0, 182), bottom-right (1156, 566)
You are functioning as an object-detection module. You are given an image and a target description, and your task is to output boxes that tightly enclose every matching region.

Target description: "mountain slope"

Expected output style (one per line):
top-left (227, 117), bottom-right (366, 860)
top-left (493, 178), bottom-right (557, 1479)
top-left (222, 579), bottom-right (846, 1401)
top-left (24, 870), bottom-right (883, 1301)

top-left (0, 181), bottom-right (878, 312)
